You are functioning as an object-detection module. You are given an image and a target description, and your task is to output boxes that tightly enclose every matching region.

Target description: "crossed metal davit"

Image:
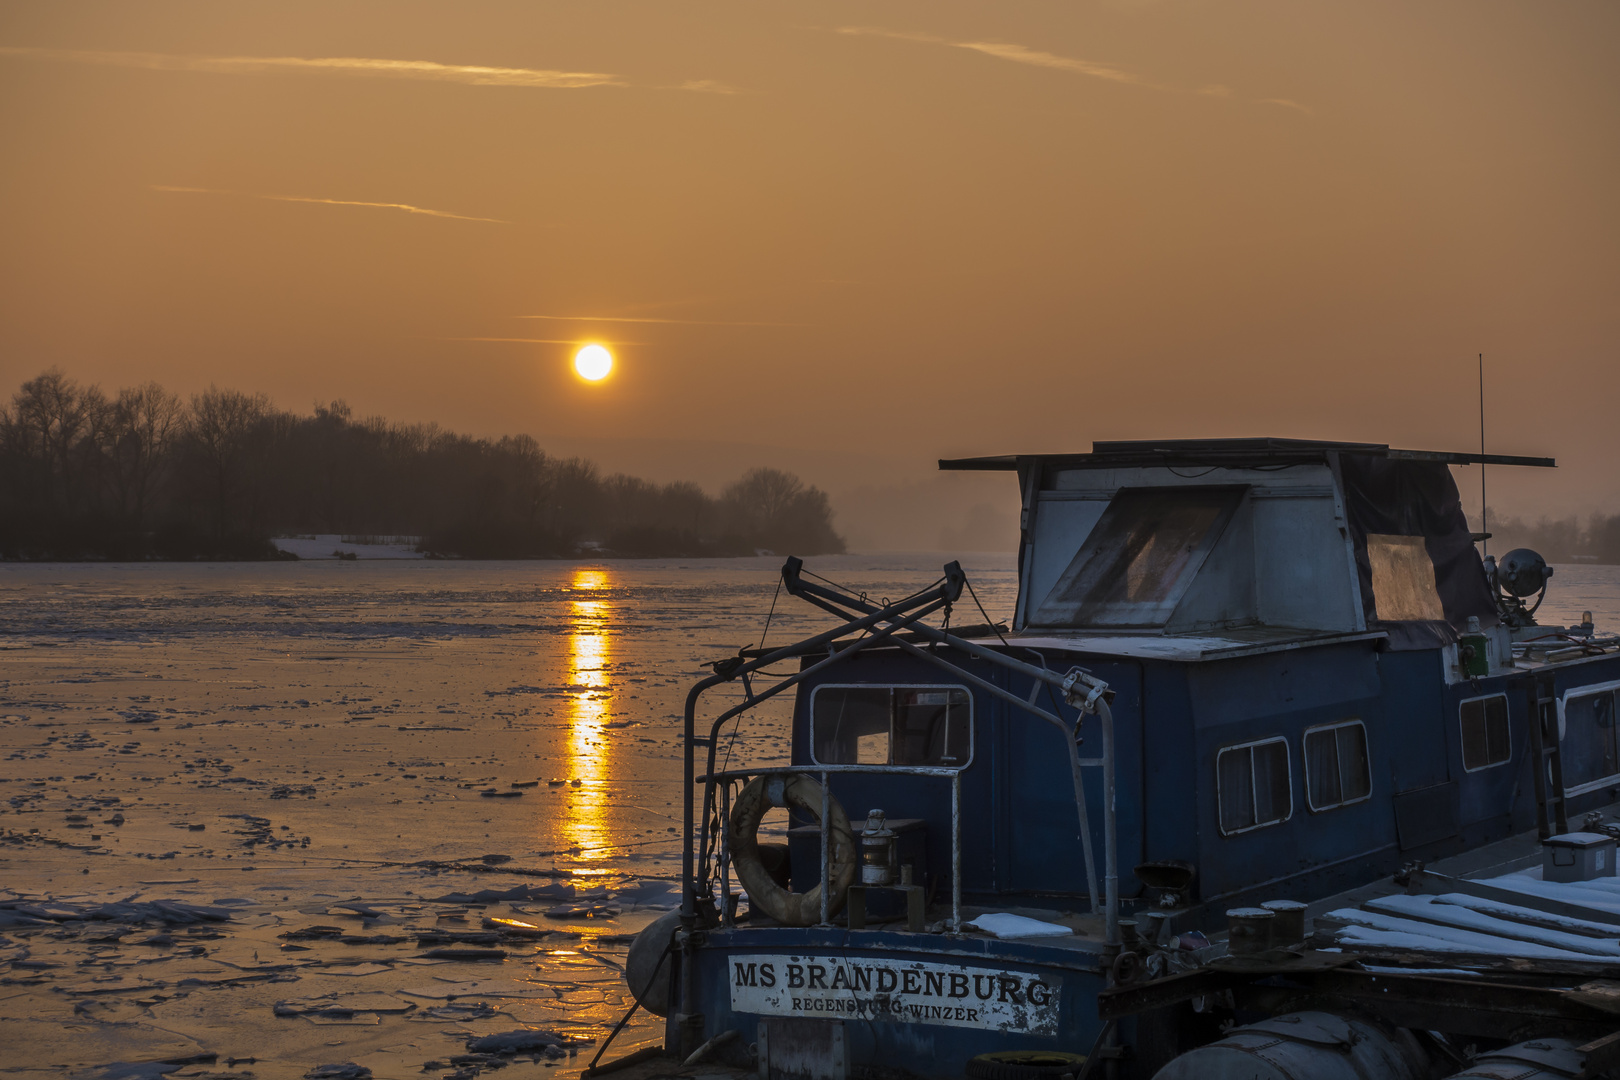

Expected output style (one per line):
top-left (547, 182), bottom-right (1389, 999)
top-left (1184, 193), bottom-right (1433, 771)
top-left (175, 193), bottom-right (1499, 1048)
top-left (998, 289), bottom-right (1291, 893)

top-left (677, 557), bottom-right (1122, 1024)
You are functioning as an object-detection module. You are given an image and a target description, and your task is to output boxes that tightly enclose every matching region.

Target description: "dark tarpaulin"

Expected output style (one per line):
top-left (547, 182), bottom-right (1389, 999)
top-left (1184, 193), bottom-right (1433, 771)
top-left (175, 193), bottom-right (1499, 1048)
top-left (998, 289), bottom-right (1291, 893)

top-left (1333, 453), bottom-right (1497, 650)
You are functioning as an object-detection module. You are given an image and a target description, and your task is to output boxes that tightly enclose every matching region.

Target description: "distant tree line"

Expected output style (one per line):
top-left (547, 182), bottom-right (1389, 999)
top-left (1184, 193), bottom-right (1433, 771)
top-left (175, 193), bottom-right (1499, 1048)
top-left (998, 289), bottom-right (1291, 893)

top-left (0, 370), bottom-right (845, 560)
top-left (1488, 515), bottom-right (1620, 566)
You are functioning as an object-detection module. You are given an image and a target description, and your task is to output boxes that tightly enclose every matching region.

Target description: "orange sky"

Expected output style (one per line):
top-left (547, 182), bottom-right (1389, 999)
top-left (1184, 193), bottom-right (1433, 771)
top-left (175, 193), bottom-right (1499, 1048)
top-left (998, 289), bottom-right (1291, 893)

top-left (1, 1), bottom-right (1616, 542)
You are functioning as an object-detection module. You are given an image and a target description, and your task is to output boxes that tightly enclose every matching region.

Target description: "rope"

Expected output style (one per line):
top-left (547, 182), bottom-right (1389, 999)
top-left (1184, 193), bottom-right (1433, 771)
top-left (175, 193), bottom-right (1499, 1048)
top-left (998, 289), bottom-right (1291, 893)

top-left (963, 576), bottom-right (1070, 720)
top-left (585, 939), bottom-right (675, 1074)
top-left (758, 576), bottom-right (782, 653)
top-left (963, 577), bottom-right (1009, 648)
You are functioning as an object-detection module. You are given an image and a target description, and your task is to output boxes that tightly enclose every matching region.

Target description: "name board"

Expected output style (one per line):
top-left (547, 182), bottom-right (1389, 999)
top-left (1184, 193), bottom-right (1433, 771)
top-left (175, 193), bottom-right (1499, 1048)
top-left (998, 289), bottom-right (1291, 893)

top-left (727, 953), bottom-right (1061, 1035)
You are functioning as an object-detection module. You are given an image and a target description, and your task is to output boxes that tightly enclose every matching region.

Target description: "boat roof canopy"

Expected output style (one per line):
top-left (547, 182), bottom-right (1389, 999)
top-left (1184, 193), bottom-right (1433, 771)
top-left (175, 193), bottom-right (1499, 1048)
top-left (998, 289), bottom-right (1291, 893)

top-left (939, 438), bottom-right (1555, 472)
top-left (956, 437), bottom-right (1549, 648)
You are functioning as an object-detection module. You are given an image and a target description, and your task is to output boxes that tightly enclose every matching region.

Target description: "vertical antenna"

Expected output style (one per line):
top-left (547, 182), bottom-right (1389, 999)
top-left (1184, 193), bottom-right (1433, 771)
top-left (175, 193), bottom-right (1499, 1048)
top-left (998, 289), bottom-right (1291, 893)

top-left (1479, 352), bottom-right (1487, 557)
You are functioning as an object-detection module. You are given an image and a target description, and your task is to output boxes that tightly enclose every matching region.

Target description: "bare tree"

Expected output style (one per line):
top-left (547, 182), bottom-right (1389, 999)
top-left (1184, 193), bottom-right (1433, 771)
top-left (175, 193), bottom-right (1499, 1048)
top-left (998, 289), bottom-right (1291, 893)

top-left (722, 468), bottom-right (843, 554)
top-left (0, 370), bottom-right (846, 559)
top-left (101, 382), bottom-right (184, 532)
top-left (187, 386), bottom-right (271, 546)
top-left (9, 370), bottom-right (104, 514)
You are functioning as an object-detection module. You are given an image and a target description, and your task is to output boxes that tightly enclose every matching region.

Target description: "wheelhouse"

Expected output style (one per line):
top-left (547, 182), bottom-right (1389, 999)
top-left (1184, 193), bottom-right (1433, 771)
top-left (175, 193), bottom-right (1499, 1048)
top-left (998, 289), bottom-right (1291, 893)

top-left (650, 438), bottom-right (1620, 1079)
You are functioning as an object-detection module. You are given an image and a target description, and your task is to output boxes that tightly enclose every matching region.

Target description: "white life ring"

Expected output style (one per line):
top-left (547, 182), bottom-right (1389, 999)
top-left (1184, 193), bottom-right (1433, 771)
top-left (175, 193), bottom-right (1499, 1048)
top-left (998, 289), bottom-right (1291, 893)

top-left (729, 774), bottom-right (856, 927)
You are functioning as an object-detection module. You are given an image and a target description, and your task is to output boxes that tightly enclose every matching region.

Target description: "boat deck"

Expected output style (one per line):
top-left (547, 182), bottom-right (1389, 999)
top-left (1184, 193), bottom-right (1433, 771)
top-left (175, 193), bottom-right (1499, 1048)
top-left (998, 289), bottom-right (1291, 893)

top-left (1095, 799), bottom-right (1620, 1075)
top-left (1300, 797), bottom-right (1620, 963)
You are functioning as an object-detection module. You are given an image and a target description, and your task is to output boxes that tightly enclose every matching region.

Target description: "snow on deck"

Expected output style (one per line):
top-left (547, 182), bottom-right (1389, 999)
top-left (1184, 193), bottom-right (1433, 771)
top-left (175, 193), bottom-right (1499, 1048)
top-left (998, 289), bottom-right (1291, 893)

top-left (1317, 865), bottom-right (1620, 963)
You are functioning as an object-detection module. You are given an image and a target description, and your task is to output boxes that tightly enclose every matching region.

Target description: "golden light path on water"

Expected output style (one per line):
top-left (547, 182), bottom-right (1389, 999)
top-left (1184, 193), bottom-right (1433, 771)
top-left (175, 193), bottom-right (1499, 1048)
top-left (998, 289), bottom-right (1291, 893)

top-left (563, 567), bottom-right (613, 855)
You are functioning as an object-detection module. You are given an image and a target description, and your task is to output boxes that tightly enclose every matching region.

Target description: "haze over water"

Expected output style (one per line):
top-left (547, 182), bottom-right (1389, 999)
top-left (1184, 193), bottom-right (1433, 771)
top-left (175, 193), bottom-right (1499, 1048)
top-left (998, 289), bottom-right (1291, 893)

top-left (1, 552), bottom-right (1611, 874)
top-left (0, 555), bottom-right (1020, 871)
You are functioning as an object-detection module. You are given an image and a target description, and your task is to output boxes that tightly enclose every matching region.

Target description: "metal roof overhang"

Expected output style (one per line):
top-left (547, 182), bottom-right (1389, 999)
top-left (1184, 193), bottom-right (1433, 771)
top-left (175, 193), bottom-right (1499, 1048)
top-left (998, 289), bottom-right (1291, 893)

top-left (939, 438), bottom-right (1556, 472)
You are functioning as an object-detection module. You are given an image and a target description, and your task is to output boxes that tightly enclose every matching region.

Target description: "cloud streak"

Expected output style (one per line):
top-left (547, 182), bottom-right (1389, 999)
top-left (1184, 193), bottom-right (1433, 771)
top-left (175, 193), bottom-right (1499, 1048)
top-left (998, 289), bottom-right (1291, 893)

top-left (836, 27), bottom-right (1155, 88)
top-left (0, 45), bottom-right (718, 91)
top-left (519, 314), bottom-right (801, 327)
top-left (1258, 97), bottom-right (1313, 115)
top-left (451, 337), bottom-right (643, 345)
top-left (835, 26), bottom-right (1307, 113)
top-left (152, 185), bottom-right (509, 223)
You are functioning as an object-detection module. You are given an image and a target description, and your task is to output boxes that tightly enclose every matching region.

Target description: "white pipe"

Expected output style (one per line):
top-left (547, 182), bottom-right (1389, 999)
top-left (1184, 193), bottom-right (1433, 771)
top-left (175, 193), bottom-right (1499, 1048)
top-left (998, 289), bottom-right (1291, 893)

top-left (1098, 698), bottom-right (1119, 947)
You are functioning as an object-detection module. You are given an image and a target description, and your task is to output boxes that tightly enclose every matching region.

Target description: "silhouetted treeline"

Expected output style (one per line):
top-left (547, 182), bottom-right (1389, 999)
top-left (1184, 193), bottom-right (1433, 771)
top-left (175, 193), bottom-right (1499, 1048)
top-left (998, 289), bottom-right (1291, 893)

top-left (1489, 515), bottom-right (1620, 565)
top-left (0, 370), bottom-right (845, 560)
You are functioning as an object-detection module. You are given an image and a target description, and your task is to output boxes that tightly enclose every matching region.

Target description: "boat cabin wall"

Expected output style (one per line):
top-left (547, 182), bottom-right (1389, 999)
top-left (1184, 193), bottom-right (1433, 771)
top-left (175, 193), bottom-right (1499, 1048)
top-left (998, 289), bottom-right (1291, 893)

top-left (1017, 463), bottom-right (1364, 635)
top-left (782, 639), bottom-right (1620, 925)
top-left (1170, 643), bottom-right (1620, 911)
top-left (787, 649), bottom-right (1146, 907)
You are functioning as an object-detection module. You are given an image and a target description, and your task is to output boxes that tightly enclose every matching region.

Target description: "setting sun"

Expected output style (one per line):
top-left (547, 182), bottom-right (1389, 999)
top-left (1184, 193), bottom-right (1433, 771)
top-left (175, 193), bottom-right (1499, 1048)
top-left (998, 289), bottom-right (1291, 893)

top-left (573, 344), bottom-right (613, 381)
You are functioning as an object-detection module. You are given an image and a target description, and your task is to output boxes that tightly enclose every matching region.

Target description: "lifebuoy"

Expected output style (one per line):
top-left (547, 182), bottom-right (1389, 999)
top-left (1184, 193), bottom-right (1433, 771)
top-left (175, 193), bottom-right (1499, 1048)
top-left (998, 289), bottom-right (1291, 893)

top-left (729, 774), bottom-right (856, 926)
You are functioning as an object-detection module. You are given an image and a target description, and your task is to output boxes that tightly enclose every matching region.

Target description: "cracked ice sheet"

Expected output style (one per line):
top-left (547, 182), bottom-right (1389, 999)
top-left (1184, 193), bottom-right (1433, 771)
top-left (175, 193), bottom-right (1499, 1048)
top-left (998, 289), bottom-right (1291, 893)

top-left (0, 560), bottom-right (990, 1075)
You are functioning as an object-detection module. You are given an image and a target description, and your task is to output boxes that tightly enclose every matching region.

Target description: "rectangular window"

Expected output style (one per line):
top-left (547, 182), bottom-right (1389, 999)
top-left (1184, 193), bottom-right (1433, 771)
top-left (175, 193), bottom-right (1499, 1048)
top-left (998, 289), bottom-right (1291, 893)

top-left (1030, 486), bottom-right (1245, 629)
top-left (1460, 694), bottom-right (1511, 772)
top-left (1216, 737), bottom-right (1292, 835)
top-left (1366, 534), bottom-right (1445, 621)
top-left (1562, 688), bottom-right (1619, 790)
top-left (810, 685), bottom-right (972, 768)
top-left (1304, 720), bottom-right (1372, 811)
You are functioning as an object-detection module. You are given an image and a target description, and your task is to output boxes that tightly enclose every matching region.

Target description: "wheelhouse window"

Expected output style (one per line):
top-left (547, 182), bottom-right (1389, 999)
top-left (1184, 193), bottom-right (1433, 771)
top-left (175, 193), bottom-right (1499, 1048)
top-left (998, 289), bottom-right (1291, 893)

top-left (810, 685), bottom-right (972, 768)
top-left (1304, 720), bottom-right (1371, 811)
top-left (1459, 694), bottom-right (1511, 772)
top-left (1216, 737), bottom-right (1292, 835)
top-left (1029, 486), bottom-right (1245, 629)
top-left (1562, 688), bottom-right (1619, 790)
top-left (1365, 534), bottom-right (1445, 622)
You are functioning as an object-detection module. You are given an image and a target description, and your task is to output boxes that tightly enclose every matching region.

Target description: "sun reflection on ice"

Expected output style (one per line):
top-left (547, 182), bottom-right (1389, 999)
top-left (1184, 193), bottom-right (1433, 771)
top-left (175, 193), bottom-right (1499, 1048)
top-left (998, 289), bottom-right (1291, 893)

top-left (564, 567), bottom-right (613, 855)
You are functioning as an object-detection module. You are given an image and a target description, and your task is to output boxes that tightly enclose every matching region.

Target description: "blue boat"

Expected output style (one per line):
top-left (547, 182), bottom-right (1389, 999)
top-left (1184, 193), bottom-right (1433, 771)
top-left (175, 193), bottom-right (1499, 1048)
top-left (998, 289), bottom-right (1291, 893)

top-left (619, 439), bottom-right (1620, 1079)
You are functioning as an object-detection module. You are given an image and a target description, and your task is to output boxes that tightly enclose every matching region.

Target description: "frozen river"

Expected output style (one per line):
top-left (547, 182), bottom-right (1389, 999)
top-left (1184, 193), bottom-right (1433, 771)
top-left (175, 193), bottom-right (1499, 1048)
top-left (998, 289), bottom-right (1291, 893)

top-left (0, 554), bottom-right (1615, 1079)
top-left (0, 554), bottom-right (1018, 1080)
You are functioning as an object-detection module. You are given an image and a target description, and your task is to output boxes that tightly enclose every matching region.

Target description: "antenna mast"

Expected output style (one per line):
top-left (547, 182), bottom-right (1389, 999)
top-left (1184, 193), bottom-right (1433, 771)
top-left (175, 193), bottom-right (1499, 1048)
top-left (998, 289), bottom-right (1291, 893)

top-left (1479, 352), bottom-right (1487, 557)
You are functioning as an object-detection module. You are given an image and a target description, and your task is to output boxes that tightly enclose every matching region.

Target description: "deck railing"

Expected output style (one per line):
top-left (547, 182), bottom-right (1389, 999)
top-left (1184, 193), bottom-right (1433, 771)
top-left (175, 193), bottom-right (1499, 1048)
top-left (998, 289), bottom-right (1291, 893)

top-left (674, 558), bottom-right (1120, 1056)
top-left (701, 763), bottom-right (966, 931)
top-left (680, 559), bottom-right (1119, 935)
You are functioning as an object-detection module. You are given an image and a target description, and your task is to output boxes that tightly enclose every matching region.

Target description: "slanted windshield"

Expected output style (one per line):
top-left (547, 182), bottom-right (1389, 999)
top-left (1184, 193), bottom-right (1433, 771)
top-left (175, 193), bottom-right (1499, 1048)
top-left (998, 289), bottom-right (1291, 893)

top-left (1030, 486), bottom-right (1244, 629)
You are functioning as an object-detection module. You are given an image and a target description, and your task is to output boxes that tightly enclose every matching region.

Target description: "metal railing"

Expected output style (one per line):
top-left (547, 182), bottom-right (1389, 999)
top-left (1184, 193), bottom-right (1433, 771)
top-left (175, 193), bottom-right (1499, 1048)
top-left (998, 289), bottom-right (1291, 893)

top-left (675, 558), bottom-right (1119, 1053)
top-left (702, 763), bottom-right (965, 931)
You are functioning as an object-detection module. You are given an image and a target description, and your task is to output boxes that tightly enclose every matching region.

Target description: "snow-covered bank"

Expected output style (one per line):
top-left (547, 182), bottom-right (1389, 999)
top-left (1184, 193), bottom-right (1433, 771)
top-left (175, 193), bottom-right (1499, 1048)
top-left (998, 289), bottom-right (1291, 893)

top-left (271, 534), bottom-right (425, 559)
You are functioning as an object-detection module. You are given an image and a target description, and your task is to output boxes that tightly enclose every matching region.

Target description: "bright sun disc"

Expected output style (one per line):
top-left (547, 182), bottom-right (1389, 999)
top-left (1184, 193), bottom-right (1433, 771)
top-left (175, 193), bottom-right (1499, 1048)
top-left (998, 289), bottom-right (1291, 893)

top-left (574, 344), bottom-right (613, 381)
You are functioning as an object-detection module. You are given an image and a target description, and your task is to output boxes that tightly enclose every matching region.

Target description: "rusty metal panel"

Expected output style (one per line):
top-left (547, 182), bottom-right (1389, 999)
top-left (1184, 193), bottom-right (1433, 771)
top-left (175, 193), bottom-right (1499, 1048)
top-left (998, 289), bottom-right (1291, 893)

top-left (757, 1018), bottom-right (847, 1080)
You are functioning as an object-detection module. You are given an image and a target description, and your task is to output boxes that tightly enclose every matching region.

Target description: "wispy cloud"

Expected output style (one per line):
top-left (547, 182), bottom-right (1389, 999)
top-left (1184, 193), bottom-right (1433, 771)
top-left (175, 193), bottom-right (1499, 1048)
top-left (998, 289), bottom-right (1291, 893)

top-left (674, 79), bottom-right (742, 95)
top-left (834, 26), bottom-right (1307, 114)
top-left (836, 26), bottom-right (1156, 89)
top-left (0, 45), bottom-right (728, 92)
top-left (451, 337), bottom-right (643, 345)
top-left (519, 314), bottom-right (802, 327)
top-left (1258, 97), bottom-right (1313, 115)
top-left (153, 185), bottom-right (508, 223)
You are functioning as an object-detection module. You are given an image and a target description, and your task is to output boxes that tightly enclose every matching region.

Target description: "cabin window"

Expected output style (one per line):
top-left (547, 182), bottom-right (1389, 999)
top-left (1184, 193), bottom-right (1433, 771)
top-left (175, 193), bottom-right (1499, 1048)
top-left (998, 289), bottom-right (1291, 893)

top-left (1562, 688), bottom-right (1620, 790)
top-left (1029, 486), bottom-right (1245, 629)
top-left (810, 685), bottom-right (972, 769)
top-left (1366, 534), bottom-right (1445, 622)
top-left (1216, 737), bottom-right (1292, 835)
top-left (1303, 720), bottom-right (1371, 811)
top-left (1459, 694), bottom-right (1511, 772)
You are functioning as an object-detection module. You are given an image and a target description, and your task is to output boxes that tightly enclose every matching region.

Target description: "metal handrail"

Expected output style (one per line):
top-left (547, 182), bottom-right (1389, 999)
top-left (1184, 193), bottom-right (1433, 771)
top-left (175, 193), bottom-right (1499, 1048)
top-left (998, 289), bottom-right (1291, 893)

top-left (693, 596), bottom-right (954, 882)
top-left (702, 764), bottom-right (965, 780)
top-left (675, 558), bottom-right (1120, 1058)
top-left (709, 763), bottom-right (966, 932)
top-left (778, 558), bottom-right (1119, 946)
